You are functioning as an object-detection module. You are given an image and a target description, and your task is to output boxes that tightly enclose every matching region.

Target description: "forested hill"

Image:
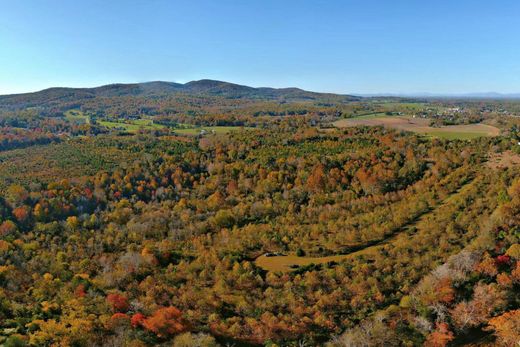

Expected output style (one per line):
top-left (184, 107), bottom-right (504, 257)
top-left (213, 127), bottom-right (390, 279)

top-left (0, 80), bottom-right (360, 110)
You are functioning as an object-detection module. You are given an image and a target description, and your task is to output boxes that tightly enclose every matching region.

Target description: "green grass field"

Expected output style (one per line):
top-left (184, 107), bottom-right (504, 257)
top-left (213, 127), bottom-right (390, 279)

top-left (98, 119), bottom-right (165, 132)
top-left (64, 110), bottom-right (253, 135)
top-left (334, 114), bottom-right (500, 140)
top-left (65, 110), bottom-right (166, 132)
top-left (64, 110), bottom-right (88, 123)
top-left (350, 112), bottom-right (389, 119)
top-left (173, 126), bottom-right (255, 135)
top-left (374, 102), bottom-right (428, 110)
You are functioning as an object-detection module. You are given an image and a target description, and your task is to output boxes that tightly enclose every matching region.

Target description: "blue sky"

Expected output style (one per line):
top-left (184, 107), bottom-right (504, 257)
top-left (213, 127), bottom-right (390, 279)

top-left (1, 0), bottom-right (519, 95)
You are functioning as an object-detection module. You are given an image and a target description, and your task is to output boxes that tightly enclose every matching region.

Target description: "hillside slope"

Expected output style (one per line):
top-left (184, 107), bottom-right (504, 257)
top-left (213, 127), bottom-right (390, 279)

top-left (0, 80), bottom-right (360, 110)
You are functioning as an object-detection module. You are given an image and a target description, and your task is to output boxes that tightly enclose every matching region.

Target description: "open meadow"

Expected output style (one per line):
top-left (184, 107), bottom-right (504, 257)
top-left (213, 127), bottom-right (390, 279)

top-left (333, 114), bottom-right (500, 139)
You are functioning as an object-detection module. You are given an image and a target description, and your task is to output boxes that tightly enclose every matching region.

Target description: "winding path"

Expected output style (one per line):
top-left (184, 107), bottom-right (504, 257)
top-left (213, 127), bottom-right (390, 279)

top-left (255, 177), bottom-right (477, 272)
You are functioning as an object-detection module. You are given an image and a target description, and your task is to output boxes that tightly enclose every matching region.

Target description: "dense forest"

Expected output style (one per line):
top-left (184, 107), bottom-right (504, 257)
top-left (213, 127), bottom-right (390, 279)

top-left (0, 83), bottom-right (519, 346)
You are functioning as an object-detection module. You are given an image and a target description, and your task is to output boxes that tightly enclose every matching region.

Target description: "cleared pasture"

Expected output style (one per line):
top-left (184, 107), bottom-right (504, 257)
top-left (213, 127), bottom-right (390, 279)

top-left (98, 119), bottom-right (165, 132)
top-left (333, 115), bottom-right (500, 139)
top-left (173, 126), bottom-right (256, 135)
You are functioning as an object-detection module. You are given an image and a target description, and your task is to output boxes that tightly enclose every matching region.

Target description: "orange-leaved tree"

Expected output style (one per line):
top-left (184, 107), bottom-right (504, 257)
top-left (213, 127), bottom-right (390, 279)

top-left (142, 306), bottom-right (186, 338)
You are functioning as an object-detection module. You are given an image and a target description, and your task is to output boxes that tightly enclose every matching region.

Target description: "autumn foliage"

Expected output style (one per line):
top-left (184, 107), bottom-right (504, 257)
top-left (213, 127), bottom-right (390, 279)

top-left (141, 306), bottom-right (186, 337)
top-left (424, 323), bottom-right (454, 347)
top-left (106, 293), bottom-right (129, 312)
top-left (131, 313), bottom-right (146, 328)
top-left (486, 309), bottom-right (520, 346)
top-left (0, 117), bottom-right (518, 346)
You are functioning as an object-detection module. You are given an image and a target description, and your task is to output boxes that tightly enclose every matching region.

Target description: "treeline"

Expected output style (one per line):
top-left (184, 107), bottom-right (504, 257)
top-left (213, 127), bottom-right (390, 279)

top-left (0, 128), bottom-right (60, 152)
top-left (0, 110), bottom-right (109, 137)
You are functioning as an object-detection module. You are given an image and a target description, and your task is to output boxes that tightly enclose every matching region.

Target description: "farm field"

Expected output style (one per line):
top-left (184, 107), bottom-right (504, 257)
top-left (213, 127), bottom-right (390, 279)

top-left (98, 119), bottom-right (166, 132)
top-left (65, 110), bottom-right (253, 135)
top-left (172, 126), bottom-right (256, 135)
top-left (66, 110), bottom-right (167, 132)
top-left (344, 112), bottom-right (388, 119)
top-left (333, 115), bottom-right (500, 139)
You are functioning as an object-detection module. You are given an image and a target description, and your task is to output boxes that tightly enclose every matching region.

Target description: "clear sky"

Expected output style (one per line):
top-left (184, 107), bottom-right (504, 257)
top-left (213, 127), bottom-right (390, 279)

top-left (1, 0), bottom-right (520, 95)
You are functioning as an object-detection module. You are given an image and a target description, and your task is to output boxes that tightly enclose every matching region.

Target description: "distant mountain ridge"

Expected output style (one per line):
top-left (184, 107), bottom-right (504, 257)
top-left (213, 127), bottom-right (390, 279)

top-left (358, 91), bottom-right (520, 99)
top-left (0, 80), bottom-right (360, 110)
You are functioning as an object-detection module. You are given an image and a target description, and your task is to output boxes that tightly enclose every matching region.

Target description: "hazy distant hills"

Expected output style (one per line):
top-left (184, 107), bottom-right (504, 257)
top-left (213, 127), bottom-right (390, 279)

top-left (0, 80), bottom-right (360, 110)
top-left (3, 81), bottom-right (519, 112)
top-left (358, 92), bottom-right (520, 99)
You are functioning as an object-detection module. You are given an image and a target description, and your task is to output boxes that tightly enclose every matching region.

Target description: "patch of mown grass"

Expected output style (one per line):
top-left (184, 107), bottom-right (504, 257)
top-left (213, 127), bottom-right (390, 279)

top-left (98, 120), bottom-right (165, 132)
top-left (350, 112), bottom-right (389, 119)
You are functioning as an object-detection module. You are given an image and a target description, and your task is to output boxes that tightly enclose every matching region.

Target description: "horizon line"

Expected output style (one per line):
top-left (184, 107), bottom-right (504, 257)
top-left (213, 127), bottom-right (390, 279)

top-left (2, 79), bottom-right (520, 99)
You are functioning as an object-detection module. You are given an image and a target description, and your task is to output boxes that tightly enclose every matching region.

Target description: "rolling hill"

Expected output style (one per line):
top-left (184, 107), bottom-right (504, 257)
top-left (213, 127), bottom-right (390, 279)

top-left (0, 80), bottom-right (360, 110)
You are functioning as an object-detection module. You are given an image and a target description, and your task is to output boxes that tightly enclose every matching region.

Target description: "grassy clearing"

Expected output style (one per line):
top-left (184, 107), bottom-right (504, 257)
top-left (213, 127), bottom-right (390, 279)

top-left (333, 115), bottom-right (500, 140)
top-left (255, 253), bottom-right (354, 272)
top-left (65, 110), bottom-right (165, 132)
top-left (173, 126), bottom-right (256, 135)
top-left (349, 112), bottom-right (389, 119)
top-left (420, 124), bottom-right (500, 139)
top-left (64, 110), bottom-right (88, 123)
top-left (98, 120), bottom-right (165, 132)
top-left (426, 131), bottom-right (487, 140)
top-left (372, 102), bottom-right (451, 114)
top-left (100, 121), bottom-right (255, 135)
top-left (64, 110), bottom-right (253, 135)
